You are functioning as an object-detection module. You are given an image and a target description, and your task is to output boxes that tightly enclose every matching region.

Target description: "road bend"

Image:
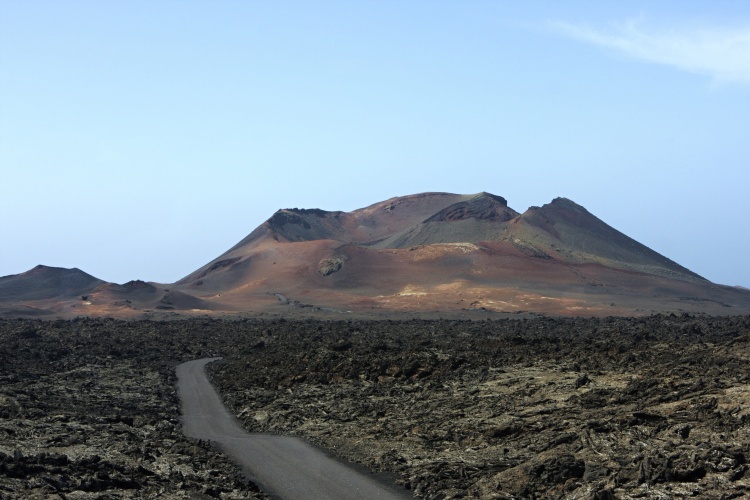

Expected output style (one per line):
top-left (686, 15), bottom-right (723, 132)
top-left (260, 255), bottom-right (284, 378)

top-left (176, 358), bottom-right (411, 500)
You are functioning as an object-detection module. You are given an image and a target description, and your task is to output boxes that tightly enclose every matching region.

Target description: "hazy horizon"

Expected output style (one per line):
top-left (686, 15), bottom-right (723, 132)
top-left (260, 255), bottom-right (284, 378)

top-left (2, 1), bottom-right (749, 287)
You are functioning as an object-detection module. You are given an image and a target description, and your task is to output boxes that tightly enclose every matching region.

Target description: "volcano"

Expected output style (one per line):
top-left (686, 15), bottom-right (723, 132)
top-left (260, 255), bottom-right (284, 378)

top-left (172, 192), bottom-right (746, 317)
top-left (2, 192), bottom-right (748, 318)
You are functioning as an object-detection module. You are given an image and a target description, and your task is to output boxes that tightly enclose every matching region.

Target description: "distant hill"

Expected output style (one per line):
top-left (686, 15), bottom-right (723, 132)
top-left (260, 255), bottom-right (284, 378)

top-left (0, 265), bottom-right (105, 301)
top-left (1, 192), bottom-right (748, 318)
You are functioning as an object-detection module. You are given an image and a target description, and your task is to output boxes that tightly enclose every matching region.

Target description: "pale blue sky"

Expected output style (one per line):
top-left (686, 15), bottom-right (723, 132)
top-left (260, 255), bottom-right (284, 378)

top-left (2, 1), bottom-right (749, 287)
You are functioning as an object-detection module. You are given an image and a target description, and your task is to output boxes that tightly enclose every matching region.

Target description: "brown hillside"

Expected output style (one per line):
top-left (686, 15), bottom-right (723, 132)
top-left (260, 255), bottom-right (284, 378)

top-left (0, 265), bottom-right (104, 301)
top-left (1, 192), bottom-right (748, 318)
top-left (169, 192), bottom-right (748, 318)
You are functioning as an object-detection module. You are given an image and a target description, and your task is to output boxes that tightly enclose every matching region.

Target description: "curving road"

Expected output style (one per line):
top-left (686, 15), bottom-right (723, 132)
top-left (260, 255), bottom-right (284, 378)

top-left (176, 358), bottom-right (411, 500)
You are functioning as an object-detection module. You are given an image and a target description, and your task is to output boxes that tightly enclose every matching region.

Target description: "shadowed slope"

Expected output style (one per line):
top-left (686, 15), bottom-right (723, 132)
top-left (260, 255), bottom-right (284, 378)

top-left (0, 265), bottom-right (105, 301)
top-left (367, 193), bottom-right (520, 249)
top-left (508, 198), bottom-right (704, 282)
top-left (84, 281), bottom-right (218, 313)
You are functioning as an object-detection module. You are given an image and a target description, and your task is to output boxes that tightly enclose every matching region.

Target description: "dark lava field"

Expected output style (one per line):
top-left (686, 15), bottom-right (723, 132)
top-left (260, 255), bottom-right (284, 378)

top-left (3, 315), bottom-right (750, 499)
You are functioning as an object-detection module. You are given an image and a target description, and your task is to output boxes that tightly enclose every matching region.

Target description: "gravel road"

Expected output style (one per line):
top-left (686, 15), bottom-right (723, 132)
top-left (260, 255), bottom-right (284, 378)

top-left (177, 358), bottom-right (410, 500)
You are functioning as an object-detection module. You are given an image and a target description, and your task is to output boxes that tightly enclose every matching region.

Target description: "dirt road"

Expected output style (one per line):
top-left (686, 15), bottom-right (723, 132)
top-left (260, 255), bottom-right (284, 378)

top-left (176, 358), bottom-right (410, 499)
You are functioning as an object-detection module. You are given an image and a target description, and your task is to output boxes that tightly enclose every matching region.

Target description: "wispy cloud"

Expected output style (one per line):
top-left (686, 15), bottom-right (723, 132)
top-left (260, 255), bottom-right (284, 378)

top-left (552, 19), bottom-right (750, 86)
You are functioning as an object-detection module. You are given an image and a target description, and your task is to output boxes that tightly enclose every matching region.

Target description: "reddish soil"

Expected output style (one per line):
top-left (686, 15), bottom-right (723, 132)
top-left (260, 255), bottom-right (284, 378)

top-left (2, 192), bottom-right (748, 319)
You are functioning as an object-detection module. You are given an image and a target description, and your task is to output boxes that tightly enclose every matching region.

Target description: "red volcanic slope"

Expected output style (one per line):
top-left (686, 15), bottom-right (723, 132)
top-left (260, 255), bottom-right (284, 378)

top-left (171, 192), bottom-right (747, 317)
top-left (2, 192), bottom-right (749, 318)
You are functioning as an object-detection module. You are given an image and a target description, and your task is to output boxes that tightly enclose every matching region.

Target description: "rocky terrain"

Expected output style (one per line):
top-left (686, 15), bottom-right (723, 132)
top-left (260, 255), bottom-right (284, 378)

top-left (0, 319), bottom-right (268, 499)
top-left (210, 315), bottom-right (750, 499)
top-left (3, 315), bottom-right (750, 499)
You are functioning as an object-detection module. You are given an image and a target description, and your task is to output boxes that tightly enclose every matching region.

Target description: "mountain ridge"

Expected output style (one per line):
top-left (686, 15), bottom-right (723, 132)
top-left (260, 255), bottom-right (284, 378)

top-left (1, 192), bottom-right (747, 318)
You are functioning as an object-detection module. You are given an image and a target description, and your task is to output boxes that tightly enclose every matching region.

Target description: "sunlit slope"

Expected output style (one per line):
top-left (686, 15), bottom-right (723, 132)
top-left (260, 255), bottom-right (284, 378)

top-left (2, 192), bottom-right (746, 318)
top-left (169, 191), bottom-right (745, 317)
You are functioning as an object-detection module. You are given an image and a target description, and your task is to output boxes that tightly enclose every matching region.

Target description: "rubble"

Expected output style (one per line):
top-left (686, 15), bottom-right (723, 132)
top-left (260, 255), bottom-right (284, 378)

top-left (3, 315), bottom-right (750, 498)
